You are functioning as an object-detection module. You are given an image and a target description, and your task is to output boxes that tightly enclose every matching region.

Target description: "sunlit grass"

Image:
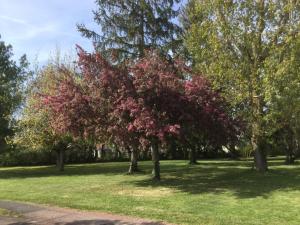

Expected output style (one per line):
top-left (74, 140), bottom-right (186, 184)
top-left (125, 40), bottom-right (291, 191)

top-left (0, 158), bottom-right (299, 225)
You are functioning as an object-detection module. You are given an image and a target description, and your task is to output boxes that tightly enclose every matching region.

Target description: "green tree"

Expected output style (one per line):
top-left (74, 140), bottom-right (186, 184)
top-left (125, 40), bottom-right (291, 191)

top-left (0, 36), bottom-right (29, 151)
top-left (77, 0), bottom-right (183, 61)
top-left (264, 31), bottom-right (300, 164)
top-left (14, 62), bottom-right (73, 171)
top-left (184, 0), bottom-right (300, 172)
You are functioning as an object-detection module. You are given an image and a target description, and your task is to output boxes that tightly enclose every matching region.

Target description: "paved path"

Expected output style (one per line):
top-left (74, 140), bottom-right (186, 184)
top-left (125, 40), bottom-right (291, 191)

top-left (0, 200), bottom-right (169, 225)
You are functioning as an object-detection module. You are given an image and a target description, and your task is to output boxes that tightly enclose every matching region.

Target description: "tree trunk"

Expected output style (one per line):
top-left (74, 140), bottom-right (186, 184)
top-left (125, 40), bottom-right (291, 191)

top-left (94, 148), bottom-right (98, 160)
top-left (56, 151), bottom-right (60, 168)
top-left (229, 143), bottom-right (239, 159)
top-left (252, 130), bottom-right (267, 172)
top-left (285, 153), bottom-right (295, 164)
top-left (251, 108), bottom-right (268, 172)
top-left (167, 140), bottom-right (177, 159)
top-left (285, 144), bottom-right (295, 164)
top-left (100, 144), bottom-right (105, 160)
top-left (251, 88), bottom-right (268, 172)
top-left (182, 146), bottom-right (188, 160)
top-left (250, 0), bottom-right (268, 172)
top-left (285, 131), bottom-right (296, 164)
top-left (189, 148), bottom-right (197, 165)
top-left (151, 142), bottom-right (160, 181)
top-left (253, 148), bottom-right (267, 172)
top-left (56, 149), bottom-right (64, 172)
top-left (128, 147), bottom-right (139, 174)
top-left (114, 144), bottom-right (121, 160)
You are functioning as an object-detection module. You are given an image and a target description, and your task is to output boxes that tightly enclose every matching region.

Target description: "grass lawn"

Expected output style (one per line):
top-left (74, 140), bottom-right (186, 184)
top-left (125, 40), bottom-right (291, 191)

top-left (0, 158), bottom-right (299, 225)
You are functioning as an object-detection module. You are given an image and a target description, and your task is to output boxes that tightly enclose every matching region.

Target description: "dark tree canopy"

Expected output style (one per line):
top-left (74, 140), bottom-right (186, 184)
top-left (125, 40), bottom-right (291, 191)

top-left (77, 0), bottom-right (183, 61)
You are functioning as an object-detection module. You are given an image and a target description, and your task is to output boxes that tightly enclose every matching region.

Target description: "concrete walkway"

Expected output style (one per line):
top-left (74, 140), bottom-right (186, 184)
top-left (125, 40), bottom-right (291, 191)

top-left (0, 200), bottom-right (169, 225)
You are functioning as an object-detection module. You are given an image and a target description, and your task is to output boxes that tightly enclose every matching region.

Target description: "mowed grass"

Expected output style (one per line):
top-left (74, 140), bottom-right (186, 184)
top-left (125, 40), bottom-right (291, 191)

top-left (0, 159), bottom-right (300, 225)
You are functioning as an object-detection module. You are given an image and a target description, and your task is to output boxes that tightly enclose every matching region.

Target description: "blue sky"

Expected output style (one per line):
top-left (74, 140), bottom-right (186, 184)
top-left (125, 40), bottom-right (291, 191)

top-left (0, 0), bottom-right (97, 64)
top-left (0, 0), bottom-right (187, 65)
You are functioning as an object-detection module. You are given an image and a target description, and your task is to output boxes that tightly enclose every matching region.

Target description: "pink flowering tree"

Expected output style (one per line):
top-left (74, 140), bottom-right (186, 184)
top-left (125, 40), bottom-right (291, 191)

top-left (183, 76), bottom-right (241, 164)
top-left (76, 47), bottom-right (142, 173)
top-left (42, 48), bottom-right (241, 179)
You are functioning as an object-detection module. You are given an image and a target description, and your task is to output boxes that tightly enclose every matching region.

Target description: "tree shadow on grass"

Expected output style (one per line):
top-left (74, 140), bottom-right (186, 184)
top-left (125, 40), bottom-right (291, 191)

top-left (1, 159), bottom-right (300, 200)
top-left (126, 160), bottom-right (300, 199)
top-left (8, 222), bottom-right (34, 225)
top-left (195, 160), bottom-right (290, 167)
top-left (8, 219), bottom-right (166, 225)
top-left (55, 220), bottom-right (166, 225)
top-left (0, 162), bottom-right (135, 179)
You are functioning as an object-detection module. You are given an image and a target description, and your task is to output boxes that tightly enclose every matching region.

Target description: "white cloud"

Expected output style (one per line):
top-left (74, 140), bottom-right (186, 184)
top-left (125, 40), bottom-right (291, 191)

top-left (0, 15), bottom-right (28, 25)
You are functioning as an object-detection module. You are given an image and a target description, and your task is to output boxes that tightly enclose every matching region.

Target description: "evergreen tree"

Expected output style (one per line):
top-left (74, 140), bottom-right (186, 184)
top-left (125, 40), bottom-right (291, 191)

top-left (77, 0), bottom-right (183, 61)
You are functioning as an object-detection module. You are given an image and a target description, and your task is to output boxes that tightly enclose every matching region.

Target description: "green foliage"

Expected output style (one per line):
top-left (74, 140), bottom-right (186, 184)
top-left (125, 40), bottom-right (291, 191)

top-left (11, 62), bottom-right (76, 165)
top-left (0, 36), bottom-right (29, 151)
top-left (184, 0), bottom-right (300, 167)
top-left (11, 60), bottom-right (101, 166)
top-left (13, 64), bottom-right (61, 153)
top-left (264, 31), bottom-right (300, 157)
